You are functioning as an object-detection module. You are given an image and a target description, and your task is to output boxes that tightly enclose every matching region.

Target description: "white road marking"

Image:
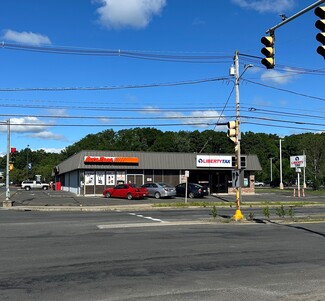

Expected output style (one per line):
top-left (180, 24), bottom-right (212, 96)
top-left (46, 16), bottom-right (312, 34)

top-left (128, 212), bottom-right (165, 223)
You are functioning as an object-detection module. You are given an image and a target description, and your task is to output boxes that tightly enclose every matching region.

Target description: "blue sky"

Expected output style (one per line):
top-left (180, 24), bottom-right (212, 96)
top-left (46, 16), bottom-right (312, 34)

top-left (0, 0), bottom-right (324, 155)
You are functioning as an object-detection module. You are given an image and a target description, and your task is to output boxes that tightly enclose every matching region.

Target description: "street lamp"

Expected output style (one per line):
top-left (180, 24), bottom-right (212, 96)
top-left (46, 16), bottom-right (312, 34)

top-left (270, 157), bottom-right (273, 182)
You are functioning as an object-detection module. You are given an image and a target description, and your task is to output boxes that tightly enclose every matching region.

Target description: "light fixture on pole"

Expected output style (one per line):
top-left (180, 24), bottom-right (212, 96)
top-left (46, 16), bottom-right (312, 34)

top-left (231, 51), bottom-right (253, 221)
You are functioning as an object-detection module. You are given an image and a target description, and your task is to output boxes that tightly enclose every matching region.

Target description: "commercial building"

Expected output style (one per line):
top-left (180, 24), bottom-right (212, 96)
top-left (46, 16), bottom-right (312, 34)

top-left (53, 150), bottom-right (262, 196)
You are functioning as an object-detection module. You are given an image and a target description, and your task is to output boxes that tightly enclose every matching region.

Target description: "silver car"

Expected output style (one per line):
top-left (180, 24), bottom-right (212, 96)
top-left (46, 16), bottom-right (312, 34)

top-left (141, 182), bottom-right (176, 199)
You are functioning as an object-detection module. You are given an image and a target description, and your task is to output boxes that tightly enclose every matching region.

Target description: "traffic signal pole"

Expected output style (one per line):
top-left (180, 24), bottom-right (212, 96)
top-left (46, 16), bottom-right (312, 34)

top-left (265, 0), bottom-right (325, 34)
top-left (230, 51), bottom-right (253, 221)
top-left (233, 51), bottom-right (244, 221)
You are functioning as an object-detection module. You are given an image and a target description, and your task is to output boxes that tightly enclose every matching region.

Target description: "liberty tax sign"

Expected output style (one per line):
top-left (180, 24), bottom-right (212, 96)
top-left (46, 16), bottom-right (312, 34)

top-left (290, 155), bottom-right (306, 168)
top-left (196, 155), bottom-right (232, 168)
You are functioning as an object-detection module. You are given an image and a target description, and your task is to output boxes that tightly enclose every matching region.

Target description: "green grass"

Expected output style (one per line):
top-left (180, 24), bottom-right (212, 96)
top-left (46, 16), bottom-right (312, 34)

top-left (255, 187), bottom-right (325, 195)
top-left (152, 200), bottom-right (324, 208)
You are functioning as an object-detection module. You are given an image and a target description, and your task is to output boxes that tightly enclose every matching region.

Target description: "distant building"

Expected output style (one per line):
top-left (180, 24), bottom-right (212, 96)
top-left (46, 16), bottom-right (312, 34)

top-left (53, 151), bottom-right (262, 196)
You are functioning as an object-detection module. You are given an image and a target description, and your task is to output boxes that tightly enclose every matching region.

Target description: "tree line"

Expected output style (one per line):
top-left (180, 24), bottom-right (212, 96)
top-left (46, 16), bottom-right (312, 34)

top-left (1, 128), bottom-right (325, 188)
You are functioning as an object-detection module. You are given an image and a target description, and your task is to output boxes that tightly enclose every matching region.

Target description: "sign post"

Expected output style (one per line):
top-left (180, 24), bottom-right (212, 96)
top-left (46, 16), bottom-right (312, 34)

top-left (184, 170), bottom-right (189, 203)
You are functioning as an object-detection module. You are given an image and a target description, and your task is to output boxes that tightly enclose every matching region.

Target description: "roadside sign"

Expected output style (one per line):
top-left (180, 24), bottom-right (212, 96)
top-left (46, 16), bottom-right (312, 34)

top-left (232, 170), bottom-right (240, 188)
top-left (290, 155), bottom-right (306, 168)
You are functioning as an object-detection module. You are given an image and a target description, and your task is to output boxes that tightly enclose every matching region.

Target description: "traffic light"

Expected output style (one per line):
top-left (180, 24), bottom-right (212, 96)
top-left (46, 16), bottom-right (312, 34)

top-left (315, 6), bottom-right (325, 59)
top-left (10, 147), bottom-right (17, 163)
top-left (261, 34), bottom-right (275, 69)
top-left (227, 120), bottom-right (238, 143)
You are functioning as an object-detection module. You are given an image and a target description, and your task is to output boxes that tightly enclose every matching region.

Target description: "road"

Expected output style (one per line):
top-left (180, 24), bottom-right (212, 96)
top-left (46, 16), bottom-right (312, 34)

top-left (0, 209), bottom-right (325, 301)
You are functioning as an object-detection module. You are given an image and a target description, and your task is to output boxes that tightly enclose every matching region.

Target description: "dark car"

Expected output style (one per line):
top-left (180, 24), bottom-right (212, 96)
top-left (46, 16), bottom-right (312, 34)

top-left (175, 183), bottom-right (208, 198)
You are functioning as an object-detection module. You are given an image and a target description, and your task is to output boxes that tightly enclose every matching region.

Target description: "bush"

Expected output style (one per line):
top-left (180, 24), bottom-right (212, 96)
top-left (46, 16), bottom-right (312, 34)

top-left (210, 206), bottom-right (218, 219)
top-left (263, 206), bottom-right (270, 219)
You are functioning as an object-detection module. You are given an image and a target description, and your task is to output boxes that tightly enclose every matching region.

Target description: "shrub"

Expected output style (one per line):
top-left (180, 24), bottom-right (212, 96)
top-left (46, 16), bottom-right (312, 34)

top-left (263, 206), bottom-right (270, 219)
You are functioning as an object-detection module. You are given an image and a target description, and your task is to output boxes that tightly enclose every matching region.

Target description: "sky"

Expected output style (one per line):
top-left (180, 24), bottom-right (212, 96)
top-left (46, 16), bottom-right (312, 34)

top-left (0, 0), bottom-right (324, 156)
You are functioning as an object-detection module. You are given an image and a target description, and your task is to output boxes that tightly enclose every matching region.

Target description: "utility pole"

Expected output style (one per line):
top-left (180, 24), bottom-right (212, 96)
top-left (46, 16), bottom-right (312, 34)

top-left (233, 51), bottom-right (243, 221)
top-left (279, 139), bottom-right (284, 189)
top-left (3, 119), bottom-right (13, 207)
top-left (231, 51), bottom-right (253, 220)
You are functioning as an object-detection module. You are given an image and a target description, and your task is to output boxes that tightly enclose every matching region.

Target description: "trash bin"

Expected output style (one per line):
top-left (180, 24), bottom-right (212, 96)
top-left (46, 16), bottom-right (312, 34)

top-left (55, 182), bottom-right (61, 191)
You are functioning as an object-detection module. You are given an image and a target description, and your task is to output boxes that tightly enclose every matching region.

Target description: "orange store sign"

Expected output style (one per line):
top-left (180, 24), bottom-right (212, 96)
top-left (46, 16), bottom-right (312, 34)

top-left (84, 156), bottom-right (139, 164)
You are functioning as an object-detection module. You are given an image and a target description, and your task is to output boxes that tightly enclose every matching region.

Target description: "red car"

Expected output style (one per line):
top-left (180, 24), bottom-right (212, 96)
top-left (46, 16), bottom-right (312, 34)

top-left (103, 183), bottom-right (148, 200)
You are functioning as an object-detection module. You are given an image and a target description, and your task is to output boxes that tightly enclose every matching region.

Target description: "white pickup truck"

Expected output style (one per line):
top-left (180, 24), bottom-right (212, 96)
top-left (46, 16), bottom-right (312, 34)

top-left (21, 180), bottom-right (49, 191)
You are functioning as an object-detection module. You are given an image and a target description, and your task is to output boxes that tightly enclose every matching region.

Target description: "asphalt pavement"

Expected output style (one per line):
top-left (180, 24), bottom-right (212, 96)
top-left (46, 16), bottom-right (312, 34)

top-left (1, 186), bottom-right (325, 211)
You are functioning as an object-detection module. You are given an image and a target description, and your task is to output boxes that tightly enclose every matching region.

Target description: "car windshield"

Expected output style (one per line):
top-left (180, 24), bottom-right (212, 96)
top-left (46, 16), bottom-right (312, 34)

top-left (158, 182), bottom-right (172, 188)
top-left (190, 184), bottom-right (202, 188)
top-left (129, 184), bottom-right (141, 188)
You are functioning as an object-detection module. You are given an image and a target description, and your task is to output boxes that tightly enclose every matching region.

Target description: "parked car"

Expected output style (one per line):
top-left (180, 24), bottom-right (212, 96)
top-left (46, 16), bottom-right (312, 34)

top-left (103, 183), bottom-right (148, 200)
top-left (141, 182), bottom-right (176, 199)
top-left (175, 183), bottom-right (208, 198)
top-left (21, 180), bottom-right (49, 191)
top-left (254, 181), bottom-right (265, 187)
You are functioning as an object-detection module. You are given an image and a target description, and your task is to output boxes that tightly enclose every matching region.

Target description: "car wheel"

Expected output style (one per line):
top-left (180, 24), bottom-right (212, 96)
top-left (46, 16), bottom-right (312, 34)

top-left (127, 193), bottom-right (133, 200)
top-left (43, 186), bottom-right (48, 190)
top-left (105, 192), bottom-right (111, 198)
top-left (188, 192), bottom-right (195, 199)
top-left (154, 192), bottom-right (161, 199)
top-left (25, 186), bottom-right (31, 191)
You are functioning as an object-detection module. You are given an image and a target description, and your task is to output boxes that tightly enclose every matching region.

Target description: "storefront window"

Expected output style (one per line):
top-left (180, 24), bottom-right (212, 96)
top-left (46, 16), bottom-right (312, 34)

top-left (85, 171), bottom-right (95, 186)
top-left (96, 171), bottom-right (105, 185)
top-left (116, 171), bottom-right (126, 184)
top-left (243, 171), bottom-right (250, 187)
top-left (106, 171), bottom-right (115, 185)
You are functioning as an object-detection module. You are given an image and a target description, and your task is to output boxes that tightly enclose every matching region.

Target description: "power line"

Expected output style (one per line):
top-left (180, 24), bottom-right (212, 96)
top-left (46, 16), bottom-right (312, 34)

top-left (244, 121), bottom-right (324, 132)
top-left (1, 42), bottom-right (233, 63)
top-left (0, 113), bottom-right (230, 120)
top-left (242, 79), bottom-right (325, 102)
top-left (0, 76), bottom-right (231, 92)
top-left (0, 104), bottom-right (234, 112)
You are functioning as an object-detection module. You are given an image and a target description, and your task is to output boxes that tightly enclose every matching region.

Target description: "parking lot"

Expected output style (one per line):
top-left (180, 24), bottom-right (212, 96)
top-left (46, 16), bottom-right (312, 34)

top-left (1, 185), bottom-right (325, 208)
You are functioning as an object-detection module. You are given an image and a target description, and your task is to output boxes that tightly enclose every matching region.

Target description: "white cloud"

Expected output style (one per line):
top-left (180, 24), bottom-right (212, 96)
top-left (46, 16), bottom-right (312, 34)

top-left (28, 131), bottom-right (65, 140)
top-left (231, 0), bottom-right (295, 13)
top-left (0, 117), bottom-right (47, 133)
top-left (141, 106), bottom-right (161, 114)
top-left (3, 29), bottom-right (51, 46)
top-left (94, 0), bottom-right (167, 29)
top-left (165, 110), bottom-right (226, 128)
top-left (192, 17), bottom-right (206, 26)
top-left (260, 68), bottom-right (295, 85)
top-left (47, 108), bottom-right (69, 117)
top-left (0, 117), bottom-right (65, 142)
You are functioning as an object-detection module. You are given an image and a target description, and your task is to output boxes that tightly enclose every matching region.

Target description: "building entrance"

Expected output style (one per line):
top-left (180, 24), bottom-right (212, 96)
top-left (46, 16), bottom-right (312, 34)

top-left (189, 171), bottom-right (230, 194)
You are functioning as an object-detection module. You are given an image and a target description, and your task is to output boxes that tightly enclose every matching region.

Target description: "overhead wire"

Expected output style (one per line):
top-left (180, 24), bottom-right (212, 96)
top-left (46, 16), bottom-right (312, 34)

top-left (1, 44), bottom-right (324, 134)
top-left (0, 76), bottom-right (231, 92)
top-left (1, 42), bottom-right (233, 63)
